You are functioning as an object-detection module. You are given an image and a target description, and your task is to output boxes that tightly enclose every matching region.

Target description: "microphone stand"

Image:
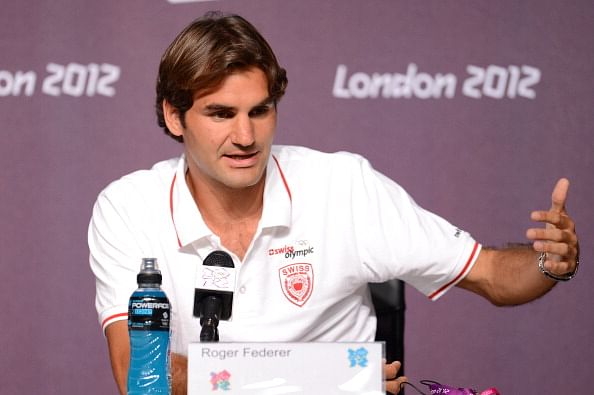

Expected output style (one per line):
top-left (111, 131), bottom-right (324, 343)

top-left (195, 250), bottom-right (235, 342)
top-left (199, 295), bottom-right (222, 342)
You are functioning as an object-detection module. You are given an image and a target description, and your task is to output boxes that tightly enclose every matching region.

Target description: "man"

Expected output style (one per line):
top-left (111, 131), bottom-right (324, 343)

top-left (89, 12), bottom-right (579, 395)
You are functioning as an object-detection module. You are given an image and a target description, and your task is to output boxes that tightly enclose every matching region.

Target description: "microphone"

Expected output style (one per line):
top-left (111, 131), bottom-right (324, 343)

top-left (193, 250), bottom-right (235, 342)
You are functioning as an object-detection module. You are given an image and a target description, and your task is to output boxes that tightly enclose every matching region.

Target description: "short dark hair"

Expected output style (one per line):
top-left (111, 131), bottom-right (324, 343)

top-left (155, 12), bottom-right (288, 142)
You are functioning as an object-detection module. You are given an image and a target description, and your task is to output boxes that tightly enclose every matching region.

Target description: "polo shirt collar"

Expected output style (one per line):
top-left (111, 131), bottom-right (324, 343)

top-left (170, 155), bottom-right (210, 248)
top-left (170, 153), bottom-right (292, 248)
top-left (261, 153), bottom-right (292, 229)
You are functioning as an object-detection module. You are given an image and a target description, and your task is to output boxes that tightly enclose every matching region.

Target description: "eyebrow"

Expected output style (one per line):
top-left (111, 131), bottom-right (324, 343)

top-left (202, 97), bottom-right (275, 113)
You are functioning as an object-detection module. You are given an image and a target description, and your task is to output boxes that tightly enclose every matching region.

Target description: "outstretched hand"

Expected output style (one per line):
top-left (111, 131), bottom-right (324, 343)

top-left (526, 178), bottom-right (579, 276)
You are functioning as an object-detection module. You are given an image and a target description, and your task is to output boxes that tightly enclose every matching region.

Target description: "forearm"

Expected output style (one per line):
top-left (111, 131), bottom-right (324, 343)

top-left (171, 353), bottom-right (188, 395)
top-left (105, 321), bottom-right (130, 395)
top-left (458, 245), bottom-right (556, 306)
top-left (106, 323), bottom-right (187, 395)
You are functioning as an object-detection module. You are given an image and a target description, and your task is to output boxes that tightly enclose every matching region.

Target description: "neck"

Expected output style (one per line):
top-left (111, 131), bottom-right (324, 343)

top-left (185, 170), bottom-right (265, 227)
top-left (185, 171), bottom-right (265, 261)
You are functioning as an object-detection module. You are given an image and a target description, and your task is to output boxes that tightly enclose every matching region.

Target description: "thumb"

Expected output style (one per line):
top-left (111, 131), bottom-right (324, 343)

top-left (551, 178), bottom-right (570, 213)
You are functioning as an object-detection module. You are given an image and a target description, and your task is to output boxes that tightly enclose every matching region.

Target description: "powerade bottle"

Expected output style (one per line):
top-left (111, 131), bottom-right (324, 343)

top-left (128, 258), bottom-right (171, 394)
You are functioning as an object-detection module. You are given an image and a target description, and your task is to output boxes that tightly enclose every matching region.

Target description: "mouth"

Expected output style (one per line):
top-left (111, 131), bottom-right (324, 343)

top-left (223, 151), bottom-right (260, 167)
top-left (225, 152), bottom-right (257, 160)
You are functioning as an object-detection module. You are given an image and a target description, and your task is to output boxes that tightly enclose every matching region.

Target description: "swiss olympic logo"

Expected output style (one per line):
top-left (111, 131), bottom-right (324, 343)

top-left (278, 263), bottom-right (314, 307)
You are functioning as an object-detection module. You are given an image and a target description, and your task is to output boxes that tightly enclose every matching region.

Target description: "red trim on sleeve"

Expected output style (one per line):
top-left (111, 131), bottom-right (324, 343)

top-left (272, 155), bottom-right (292, 201)
top-left (101, 312), bottom-right (128, 329)
top-left (428, 241), bottom-right (479, 300)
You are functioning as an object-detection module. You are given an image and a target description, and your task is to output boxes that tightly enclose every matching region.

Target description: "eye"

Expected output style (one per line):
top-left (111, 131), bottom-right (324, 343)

top-left (249, 105), bottom-right (272, 118)
top-left (210, 109), bottom-right (235, 120)
top-left (215, 110), bottom-right (235, 119)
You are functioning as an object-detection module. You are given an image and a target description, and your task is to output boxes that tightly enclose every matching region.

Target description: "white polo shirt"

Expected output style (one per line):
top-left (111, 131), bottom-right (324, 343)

top-left (89, 145), bottom-right (480, 355)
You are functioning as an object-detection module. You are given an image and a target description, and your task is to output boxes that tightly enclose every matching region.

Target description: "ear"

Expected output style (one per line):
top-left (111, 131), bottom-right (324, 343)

top-left (162, 100), bottom-right (184, 137)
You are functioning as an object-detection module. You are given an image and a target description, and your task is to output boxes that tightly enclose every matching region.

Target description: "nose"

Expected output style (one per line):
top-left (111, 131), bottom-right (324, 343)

top-left (231, 113), bottom-right (255, 147)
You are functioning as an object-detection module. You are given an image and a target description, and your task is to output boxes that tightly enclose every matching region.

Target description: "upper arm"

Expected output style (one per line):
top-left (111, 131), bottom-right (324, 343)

top-left (105, 320), bottom-right (130, 395)
top-left (89, 188), bottom-right (143, 331)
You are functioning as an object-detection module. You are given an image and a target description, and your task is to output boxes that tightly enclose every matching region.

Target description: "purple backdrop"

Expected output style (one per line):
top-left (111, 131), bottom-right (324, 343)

top-left (1, 1), bottom-right (592, 393)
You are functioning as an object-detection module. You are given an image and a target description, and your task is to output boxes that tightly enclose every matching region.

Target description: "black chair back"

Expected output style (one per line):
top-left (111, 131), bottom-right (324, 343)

top-left (370, 279), bottom-right (406, 372)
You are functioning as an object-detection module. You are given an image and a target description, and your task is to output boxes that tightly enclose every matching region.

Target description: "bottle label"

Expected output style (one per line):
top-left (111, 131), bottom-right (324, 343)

top-left (128, 295), bottom-right (170, 331)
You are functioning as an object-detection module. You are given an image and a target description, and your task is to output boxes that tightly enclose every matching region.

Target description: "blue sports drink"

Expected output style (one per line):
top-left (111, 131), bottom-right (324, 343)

top-left (127, 258), bottom-right (171, 394)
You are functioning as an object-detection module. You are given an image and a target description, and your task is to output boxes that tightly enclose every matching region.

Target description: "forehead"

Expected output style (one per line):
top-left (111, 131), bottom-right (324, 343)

top-left (195, 67), bottom-right (270, 106)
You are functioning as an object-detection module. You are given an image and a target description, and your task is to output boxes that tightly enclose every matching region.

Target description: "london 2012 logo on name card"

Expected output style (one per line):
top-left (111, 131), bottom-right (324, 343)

top-left (348, 347), bottom-right (369, 368)
top-left (210, 370), bottom-right (231, 391)
top-left (279, 263), bottom-right (314, 307)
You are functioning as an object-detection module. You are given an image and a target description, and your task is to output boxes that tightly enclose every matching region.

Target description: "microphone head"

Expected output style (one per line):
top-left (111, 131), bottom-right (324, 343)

top-left (194, 250), bottom-right (236, 321)
top-left (203, 250), bottom-right (234, 268)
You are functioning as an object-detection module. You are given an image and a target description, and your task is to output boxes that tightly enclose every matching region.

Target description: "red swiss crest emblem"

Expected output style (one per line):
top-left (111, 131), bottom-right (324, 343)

top-left (278, 263), bottom-right (314, 307)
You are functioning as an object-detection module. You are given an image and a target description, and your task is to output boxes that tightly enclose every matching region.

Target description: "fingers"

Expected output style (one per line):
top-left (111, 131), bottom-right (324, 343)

top-left (385, 375), bottom-right (408, 394)
top-left (533, 240), bottom-right (578, 257)
top-left (384, 360), bottom-right (401, 379)
top-left (539, 255), bottom-right (577, 276)
top-left (526, 226), bottom-right (578, 254)
top-left (530, 226), bottom-right (576, 252)
top-left (384, 361), bottom-right (407, 394)
top-left (527, 211), bottom-right (577, 250)
top-left (526, 178), bottom-right (578, 277)
top-left (528, 179), bottom-right (576, 258)
top-left (526, 227), bottom-right (570, 244)
top-left (530, 210), bottom-right (575, 231)
top-left (550, 178), bottom-right (570, 213)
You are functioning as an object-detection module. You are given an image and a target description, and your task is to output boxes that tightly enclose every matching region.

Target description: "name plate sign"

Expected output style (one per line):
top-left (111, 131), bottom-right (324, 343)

top-left (188, 342), bottom-right (384, 394)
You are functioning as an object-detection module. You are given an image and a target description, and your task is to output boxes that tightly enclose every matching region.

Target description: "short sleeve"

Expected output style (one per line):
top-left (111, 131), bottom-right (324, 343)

top-left (88, 185), bottom-right (143, 332)
top-left (351, 156), bottom-right (481, 300)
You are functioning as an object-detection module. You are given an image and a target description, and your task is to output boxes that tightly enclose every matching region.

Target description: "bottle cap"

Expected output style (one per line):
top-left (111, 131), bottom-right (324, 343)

top-left (137, 257), bottom-right (162, 285)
